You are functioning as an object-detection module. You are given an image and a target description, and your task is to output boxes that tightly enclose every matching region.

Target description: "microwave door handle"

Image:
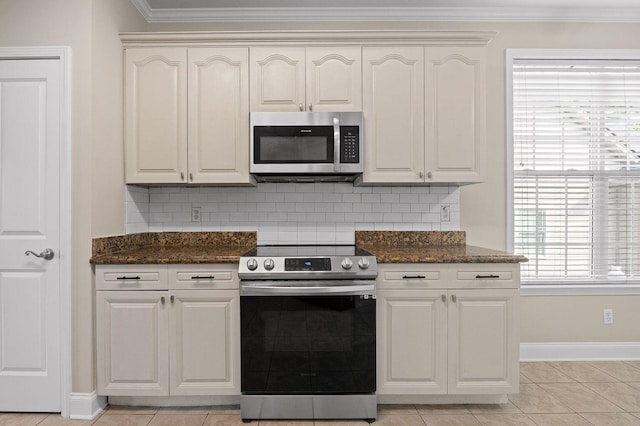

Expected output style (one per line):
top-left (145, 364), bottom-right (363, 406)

top-left (333, 116), bottom-right (340, 172)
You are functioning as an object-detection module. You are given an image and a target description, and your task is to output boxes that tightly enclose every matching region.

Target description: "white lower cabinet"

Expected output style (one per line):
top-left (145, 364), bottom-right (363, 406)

top-left (96, 265), bottom-right (240, 396)
top-left (376, 264), bottom-right (520, 396)
top-left (96, 290), bottom-right (169, 396)
top-left (170, 289), bottom-right (239, 395)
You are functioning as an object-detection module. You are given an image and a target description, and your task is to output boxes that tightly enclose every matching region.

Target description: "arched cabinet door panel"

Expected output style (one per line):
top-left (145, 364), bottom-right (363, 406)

top-left (362, 47), bottom-right (425, 184)
top-left (425, 46), bottom-right (486, 184)
top-left (125, 48), bottom-right (188, 184)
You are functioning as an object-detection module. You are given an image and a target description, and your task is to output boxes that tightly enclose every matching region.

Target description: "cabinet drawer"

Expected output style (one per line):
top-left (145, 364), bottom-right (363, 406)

top-left (96, 265), bottom-right (168, 290)
top-left (168, 265), bottom-right (239, 289)
top-left (452, 265), bottom-right (519, 289)
top-left (378, 265), bottom-right (444, 289)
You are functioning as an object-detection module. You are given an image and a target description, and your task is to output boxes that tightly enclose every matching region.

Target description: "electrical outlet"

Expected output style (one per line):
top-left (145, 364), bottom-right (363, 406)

top-left (441, 205), bottom-right (450, 222)
top-left (603, 308), bottom-right (613, 325)
top-left (191, 206), bottom-right (202, 223)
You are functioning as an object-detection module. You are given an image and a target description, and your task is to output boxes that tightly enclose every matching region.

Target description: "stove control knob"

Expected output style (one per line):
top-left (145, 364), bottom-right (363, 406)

top-left (341, 257), bottom-right (353, 270)
top-left (358, 257), bottom-right (370, 270)
top-left (246, 258), bottom-right (258, 271)
top-left (264, 258), bottom-right (275, 271)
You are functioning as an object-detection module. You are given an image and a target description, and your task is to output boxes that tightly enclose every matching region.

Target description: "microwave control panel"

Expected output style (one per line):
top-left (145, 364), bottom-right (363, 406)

top-left (340, 126), bottom-right (360, 163)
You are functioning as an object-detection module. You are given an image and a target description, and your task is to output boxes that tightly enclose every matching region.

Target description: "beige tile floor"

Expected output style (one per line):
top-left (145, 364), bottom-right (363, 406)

top-left (2, 362), bottom-right (640, 426)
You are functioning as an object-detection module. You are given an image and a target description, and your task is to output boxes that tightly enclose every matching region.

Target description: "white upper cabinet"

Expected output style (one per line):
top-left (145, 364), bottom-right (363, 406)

top-left (122, 31), bottom-right (492, 185)
top-left (306, 47), bottom-right (362, 112)
top-left (125, 47), bottom-right (252, 185)
top-left (362, 47), bottom-right (425, 183)
top-left (188, 48), bottom-right (251, 184)
top-left (125, 48), bottom-right (188, 184)
top-left (250, 47), bottom-right (362, 112)
top-left (362, 46), bottom-right (486, 184)
top-left (425, 47), bottom-right (486, 183)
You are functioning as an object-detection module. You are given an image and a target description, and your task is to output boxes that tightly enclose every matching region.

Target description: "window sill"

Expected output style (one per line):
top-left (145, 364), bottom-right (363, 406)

top-left (521, 284), bottom-right (640, 296)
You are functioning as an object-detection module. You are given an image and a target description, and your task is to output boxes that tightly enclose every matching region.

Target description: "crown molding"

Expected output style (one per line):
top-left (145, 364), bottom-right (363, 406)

top-left (120, 29), bottom-right (497, 47)
top-left (129, 1), bottom-right (640, 23)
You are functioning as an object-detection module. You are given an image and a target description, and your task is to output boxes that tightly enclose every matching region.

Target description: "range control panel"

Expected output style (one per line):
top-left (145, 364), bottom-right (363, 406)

top-left (285, 258), bottom-right (332, 271)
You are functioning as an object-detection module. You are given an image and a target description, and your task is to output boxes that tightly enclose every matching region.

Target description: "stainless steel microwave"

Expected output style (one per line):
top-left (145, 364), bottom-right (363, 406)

top-left (250, 111), bottom-right (363, 182)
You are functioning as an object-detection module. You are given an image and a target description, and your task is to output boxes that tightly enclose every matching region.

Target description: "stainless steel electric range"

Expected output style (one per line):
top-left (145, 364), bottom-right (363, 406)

top-left (238, 245), bottom-right (378, 423)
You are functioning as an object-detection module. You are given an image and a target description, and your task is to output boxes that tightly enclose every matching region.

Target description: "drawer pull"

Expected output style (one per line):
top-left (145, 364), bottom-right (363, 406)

top-left (441, 294), bottom-right (446, 303)
top-left (116, 276), bottom-right (141, 280)
top-left (191, 275), bottom-right (215, 280)
top-left (402, 275), bottom-right (426, 279)
top-left (161, 296), bottom-right (166, 305)
top-left (475, 274), bottom-right (500, 279)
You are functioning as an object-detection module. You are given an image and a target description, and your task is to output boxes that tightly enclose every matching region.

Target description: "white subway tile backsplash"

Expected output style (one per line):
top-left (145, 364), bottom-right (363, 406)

top-left (125, 183), bottom-right (460, 243)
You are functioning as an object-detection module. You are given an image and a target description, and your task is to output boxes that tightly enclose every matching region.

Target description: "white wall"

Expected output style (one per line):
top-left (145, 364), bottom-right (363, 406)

top-left (0, 0), bottom-right (147, 394)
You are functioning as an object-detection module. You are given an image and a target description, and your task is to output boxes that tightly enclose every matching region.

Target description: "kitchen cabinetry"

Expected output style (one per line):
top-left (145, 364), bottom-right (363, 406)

top-left (362, 46), bottom-right (486, 184)
top-left (125, 47), bottom-right (251, 185)
top-left (96, 264), bottom-right (240, 396)
top-left (376, 264), bottom-right (519, 396)
top-left (250, 47), bottom-right (362, 112)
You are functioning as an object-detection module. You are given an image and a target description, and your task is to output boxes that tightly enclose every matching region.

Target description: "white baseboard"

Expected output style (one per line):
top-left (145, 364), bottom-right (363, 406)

top-left (521, 342), bottom-right (640, 361)
top-left (69, 392), bottom-right (107, 420)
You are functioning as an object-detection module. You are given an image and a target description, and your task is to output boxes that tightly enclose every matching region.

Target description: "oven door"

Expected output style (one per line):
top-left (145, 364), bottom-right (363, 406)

top-left (240, 286), bottom-right (376, 395)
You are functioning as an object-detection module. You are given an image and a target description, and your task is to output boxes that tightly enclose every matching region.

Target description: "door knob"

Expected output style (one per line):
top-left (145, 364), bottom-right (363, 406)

top-left (25, 248), bottom-right (55, 260)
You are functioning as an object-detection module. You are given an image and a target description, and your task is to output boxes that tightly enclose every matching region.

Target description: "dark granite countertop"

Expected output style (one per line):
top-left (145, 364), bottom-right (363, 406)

top-left (355, 231), bottom-right (527, 264)
top-left (90, 232), bottom-right (256, 264)
top-left (90, 231), bottom-right (526, 265)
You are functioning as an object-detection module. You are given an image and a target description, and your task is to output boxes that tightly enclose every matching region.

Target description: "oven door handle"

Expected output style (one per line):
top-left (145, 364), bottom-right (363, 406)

top-left (240, 280), bottom-right (375, 296)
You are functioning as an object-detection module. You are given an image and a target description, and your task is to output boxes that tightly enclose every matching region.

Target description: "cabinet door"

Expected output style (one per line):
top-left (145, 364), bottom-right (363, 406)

top-left (250, 47), bottom-right (305, 112)
top-left (96, 291), bottom-right (169, 396)
top-left (125, 48), bottom-right (188, 184)
top-left (377, 289), bottom-right (447, 395)
top-left (169, 290), bottom-right (240, 395)
top-left (188, 48), bottom-right (252, 184)
top-left (447, 289), bottom-right (519, 394)
top-left (362, 47), bottom-right (425, 183)
top-left (425, 47), bottom-right (486, 183)
top-left (306, 47), bottom-right (361, 112)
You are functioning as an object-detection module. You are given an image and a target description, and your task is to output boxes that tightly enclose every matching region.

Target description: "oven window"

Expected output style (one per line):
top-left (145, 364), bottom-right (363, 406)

top-left (241, 296), bottom-right (376, 394)
top-left (254, 126), bottom-right (333, 163)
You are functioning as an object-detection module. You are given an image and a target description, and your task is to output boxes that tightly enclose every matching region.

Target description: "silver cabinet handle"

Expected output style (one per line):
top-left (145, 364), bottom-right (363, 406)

top-left (25, 248), bottom-right (54, 261)
top-left (180, 172), bottom-right (185, 181)
top-left (170, 295), bottom-right (175, 303)
top-left (308, 103), bottom-right (313, 111)
top-left (299, 103), bottom-right (303, 111)
top-left (451, 294), bottom-right (457, 303)
top-left (333, 116), bottom-right (341, 172)
top-left (427, 171), bottom-right (432, 179)
top-left (189, 173), bottom-right (193, 182)
top-left (419, 172), bottom-right (424, 179)
top-left (191, 275), bottom-right (215, 280)
top-left (161, 296), bottom-right (166, 305)
top-left (441, 294), bottom-right (446, 303)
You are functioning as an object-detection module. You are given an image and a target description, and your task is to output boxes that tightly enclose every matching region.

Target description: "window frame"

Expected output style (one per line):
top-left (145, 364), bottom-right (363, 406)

top-left (506, 48), bottom-right (640, 295)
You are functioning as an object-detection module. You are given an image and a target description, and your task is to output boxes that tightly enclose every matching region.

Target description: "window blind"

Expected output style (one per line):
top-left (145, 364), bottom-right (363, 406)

top-left (512, 59), bottom-right (640, 284)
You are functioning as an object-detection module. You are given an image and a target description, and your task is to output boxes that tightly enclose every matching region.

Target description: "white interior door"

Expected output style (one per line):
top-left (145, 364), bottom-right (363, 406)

top-left (0, 58), bottom-right (61, 412)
